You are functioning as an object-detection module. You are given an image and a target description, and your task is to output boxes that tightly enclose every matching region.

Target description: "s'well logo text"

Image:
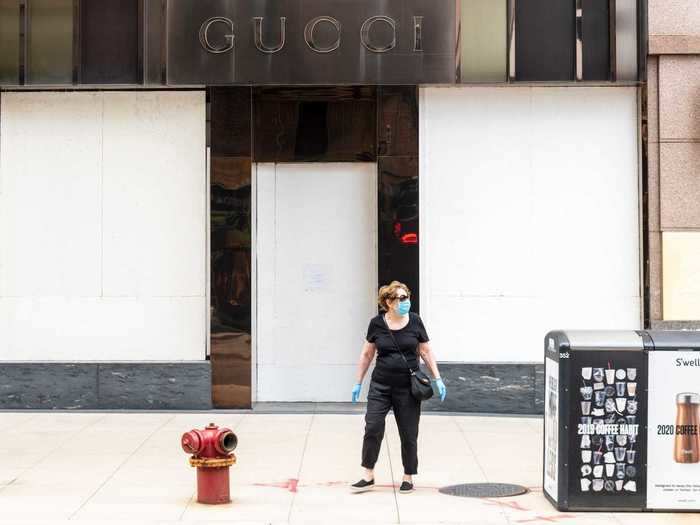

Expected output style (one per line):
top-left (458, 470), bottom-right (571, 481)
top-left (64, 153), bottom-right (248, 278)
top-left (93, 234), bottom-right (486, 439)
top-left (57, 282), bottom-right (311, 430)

top-left (199, 15), bottom-right (425, 54)
top-left (676, 356), bottom-right (700, 367)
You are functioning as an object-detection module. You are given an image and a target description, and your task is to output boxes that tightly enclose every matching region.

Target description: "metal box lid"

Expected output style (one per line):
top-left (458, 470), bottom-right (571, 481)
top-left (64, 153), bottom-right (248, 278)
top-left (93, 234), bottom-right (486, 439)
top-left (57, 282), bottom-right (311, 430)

top-left (561, 330), bottom-right (645, 351)
top-left (644, 330), bottom-right (700, 351)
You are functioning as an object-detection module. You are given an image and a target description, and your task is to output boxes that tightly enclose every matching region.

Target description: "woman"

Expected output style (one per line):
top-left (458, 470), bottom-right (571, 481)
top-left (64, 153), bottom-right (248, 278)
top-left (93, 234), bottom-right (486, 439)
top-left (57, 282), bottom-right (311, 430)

top-left (350, 281), bottom-right (447, 494)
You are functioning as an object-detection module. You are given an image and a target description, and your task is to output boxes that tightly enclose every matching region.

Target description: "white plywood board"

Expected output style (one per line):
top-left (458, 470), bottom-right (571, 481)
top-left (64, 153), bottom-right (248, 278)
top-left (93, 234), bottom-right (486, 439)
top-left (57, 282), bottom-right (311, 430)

top-left (0, 91), bottom-right (206, 361)
top-left (255, 163), bottom-right (377, 401)
top-left (420, 86), bottom-right (641, 362)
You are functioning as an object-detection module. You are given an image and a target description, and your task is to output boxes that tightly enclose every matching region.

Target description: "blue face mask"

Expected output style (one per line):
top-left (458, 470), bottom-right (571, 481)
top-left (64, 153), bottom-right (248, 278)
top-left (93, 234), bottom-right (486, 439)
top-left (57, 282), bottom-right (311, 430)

top-left (396, 300), bottom-right (411, 316)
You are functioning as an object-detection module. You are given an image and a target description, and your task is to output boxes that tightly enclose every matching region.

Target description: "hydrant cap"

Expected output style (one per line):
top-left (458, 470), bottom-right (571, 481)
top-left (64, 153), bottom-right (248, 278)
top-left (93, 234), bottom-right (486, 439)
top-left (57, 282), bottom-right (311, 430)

top-left (181, 430), bottom-right (203, 454)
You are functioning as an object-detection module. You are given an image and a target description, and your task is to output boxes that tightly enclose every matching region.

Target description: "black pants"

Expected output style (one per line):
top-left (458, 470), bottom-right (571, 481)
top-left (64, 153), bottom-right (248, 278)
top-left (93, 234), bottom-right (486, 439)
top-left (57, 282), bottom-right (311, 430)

top-left (361, 380), bottom-right (421, 475)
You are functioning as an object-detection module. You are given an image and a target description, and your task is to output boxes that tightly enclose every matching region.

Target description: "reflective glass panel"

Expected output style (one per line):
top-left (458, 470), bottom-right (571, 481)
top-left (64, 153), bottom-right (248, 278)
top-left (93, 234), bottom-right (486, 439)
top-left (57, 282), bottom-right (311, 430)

top-left (582, 0), bottom-right (610, 81)
top-left (27, 0), bottom-right (73, 84)
top-left (210, 87), bottom-right (252, 157)
top-left (210, 156), bottom-right (252, 409)
top-left (0, 0), bottom-right (19, 84)
top-left (144, 0), bottom-right (165, 85)
top-left (253, 87), bottom-right (376, 163)
top-left (459, 0), bottom-right (507, 83)
top-left (80, 0), bottom-right (140, 84)
top-left (515, 0), bottom-right (575, 81)
top-left (209, 87), bottom-right (253, 409)
top-left (615, 0), bottom-right (638, 81)
top-left (378, 157), bottom-right (420, 313)
top-left (378, 86), bottom-right (418, 157)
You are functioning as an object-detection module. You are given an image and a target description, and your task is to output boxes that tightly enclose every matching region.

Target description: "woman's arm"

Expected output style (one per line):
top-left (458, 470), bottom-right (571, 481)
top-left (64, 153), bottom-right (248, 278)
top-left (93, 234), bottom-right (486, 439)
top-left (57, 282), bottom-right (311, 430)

top-left (418, 341), bottom-right (441, 379)
top-left (355, 341), bottom-right (377, 383)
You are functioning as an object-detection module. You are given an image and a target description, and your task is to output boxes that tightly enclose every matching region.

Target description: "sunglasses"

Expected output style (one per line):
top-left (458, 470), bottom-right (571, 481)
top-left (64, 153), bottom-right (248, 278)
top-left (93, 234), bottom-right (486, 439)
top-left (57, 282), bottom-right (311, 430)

top-left (392, 295), bottom-right (410, 302)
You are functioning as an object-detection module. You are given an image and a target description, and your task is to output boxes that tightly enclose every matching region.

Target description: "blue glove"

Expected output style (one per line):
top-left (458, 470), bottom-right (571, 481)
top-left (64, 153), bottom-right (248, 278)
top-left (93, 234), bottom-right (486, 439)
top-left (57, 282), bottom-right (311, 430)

top-left (433, 378), bottom-right (447, 402)
top-left (351, 383), bottom-right (362, 403)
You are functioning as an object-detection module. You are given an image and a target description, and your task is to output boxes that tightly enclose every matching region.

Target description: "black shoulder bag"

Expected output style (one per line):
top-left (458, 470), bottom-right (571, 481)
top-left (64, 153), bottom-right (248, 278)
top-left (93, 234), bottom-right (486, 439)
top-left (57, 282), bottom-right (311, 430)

top-left (382, 315), bottom-right (434, 401)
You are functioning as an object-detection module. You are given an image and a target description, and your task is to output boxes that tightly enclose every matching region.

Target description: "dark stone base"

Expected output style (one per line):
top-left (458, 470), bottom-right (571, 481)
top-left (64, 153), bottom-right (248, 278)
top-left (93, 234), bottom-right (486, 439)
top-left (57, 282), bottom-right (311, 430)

top-left (0, 361), bottom-right (542, 414)
top-left (0, 362), bottom-right (212, 410)
top-left (422, 362), bottom-right (544, 415)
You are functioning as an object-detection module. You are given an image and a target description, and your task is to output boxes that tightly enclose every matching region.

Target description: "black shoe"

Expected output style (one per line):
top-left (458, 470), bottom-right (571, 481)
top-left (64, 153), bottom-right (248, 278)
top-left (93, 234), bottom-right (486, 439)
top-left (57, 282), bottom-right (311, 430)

top-left (351, 478), bottom-right (375, 493)
top-left (399, 481), bottom-right (414, 493)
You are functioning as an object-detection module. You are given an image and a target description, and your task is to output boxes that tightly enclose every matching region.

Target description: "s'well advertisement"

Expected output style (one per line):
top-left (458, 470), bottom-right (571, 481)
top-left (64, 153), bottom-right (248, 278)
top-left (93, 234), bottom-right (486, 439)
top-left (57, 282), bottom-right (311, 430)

top-left (647, 352), bottom-right (700, 510)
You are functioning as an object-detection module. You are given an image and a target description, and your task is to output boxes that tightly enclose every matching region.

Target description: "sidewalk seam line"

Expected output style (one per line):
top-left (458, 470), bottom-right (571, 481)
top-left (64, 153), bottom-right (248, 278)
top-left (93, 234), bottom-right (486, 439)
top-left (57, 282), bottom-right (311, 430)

top-left (453, 416), bottom-right (510, 524)
top-left (384, 426), bottom-right (400, 524)
top-left (0, 413), bottom-right (109, 498)
top-left (66, 414), bottom-right (176, 520)
top-left (178, 492), bottom-right (195, 521)
top-left (287, 412), bottom-right (315, 524)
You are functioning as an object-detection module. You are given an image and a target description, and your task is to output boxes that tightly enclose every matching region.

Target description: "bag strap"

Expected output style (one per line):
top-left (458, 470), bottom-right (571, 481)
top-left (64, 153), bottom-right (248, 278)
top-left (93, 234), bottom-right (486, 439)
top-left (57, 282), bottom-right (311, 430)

top-left (381, 314), bottom-right (416, 376)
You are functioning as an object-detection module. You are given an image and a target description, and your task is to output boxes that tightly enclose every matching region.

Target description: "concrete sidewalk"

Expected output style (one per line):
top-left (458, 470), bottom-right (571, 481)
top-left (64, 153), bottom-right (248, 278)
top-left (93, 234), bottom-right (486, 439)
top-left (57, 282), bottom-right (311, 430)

top-left (0, 411), bottom-right (697, 524)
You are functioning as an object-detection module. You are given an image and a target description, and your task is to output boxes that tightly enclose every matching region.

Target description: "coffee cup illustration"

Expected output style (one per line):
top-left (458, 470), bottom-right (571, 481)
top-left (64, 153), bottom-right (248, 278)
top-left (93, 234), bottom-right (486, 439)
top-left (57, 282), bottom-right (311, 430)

top-left (592, 450), bottom-right (604, 465)
top-left (581, 435), bottom-right (591, 449)
top-left (616, 382), bottom-right (626, 397)
top-left (615, 398), bottom-right (627, 412)
top-left (605, 435), bottom-right (615, 451)
top-left (615, 463), bottom-right (626, 480)
top-left (605, 369), bottom-right (616, 385)
top-left (614, 447), bottom-right (626, 462)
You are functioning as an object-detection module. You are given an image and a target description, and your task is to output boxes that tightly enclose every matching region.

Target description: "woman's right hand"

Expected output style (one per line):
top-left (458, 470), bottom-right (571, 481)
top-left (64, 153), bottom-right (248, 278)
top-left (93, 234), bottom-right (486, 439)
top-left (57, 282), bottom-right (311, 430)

top-left (351, 383), bottom-right (362, 403)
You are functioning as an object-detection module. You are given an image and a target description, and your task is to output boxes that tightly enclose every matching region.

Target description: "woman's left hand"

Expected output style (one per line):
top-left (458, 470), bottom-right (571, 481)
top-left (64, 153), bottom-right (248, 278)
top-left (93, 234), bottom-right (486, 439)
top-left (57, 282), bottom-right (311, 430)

top-left (433, 378), bottom-right (447, 402)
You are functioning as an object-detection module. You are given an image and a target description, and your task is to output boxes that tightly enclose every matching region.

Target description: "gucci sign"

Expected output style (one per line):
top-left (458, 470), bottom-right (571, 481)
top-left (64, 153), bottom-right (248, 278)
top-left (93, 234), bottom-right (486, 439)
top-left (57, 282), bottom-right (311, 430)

top-left (198, 15), bottom-right (424, 54)
top-left (166, 0), bottom-right (456, 85)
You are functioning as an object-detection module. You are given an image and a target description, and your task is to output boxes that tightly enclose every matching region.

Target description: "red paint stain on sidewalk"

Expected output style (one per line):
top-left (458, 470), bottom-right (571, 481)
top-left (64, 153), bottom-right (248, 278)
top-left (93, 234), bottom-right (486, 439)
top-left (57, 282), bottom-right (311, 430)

top-left (253, 478), bottom-right (541, 504)
top-left (254, 478), bottom-right (299, 493)
top-left (254, 479), bottom-right (441, 492)
top-left (514, 515), bottom-right (576, 523)
top-left (483, 498), bottom-right (529, 511)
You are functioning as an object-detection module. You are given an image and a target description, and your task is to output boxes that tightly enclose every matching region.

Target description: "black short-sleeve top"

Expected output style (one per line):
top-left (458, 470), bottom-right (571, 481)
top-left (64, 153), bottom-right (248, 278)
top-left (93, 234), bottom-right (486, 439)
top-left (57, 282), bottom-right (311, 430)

top-left (366, 312), bottom-right (430, 387)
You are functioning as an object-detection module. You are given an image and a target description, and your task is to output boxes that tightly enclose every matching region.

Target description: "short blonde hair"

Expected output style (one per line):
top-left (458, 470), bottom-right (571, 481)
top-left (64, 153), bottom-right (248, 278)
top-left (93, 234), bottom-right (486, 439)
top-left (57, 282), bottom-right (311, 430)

top-left (377, 281), bottom-right (411, 311)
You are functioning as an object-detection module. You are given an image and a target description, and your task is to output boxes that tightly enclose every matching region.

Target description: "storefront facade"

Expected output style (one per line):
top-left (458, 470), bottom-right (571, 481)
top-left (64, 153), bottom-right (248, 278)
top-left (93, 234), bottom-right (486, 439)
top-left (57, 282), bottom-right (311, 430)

top-left (0, 0), bottom-right (648, 413)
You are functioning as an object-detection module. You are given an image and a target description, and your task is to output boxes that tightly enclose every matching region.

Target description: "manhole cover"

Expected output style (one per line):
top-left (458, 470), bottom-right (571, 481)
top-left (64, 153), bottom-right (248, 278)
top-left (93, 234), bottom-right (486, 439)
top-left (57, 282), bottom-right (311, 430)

top-left (438, 483), bottom-right (529, 498)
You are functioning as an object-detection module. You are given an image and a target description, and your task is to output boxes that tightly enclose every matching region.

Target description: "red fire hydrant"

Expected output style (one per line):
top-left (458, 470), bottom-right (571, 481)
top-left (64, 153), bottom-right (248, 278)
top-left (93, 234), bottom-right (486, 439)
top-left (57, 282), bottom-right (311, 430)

top-left (181, 422), bottom-right (238, 504)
